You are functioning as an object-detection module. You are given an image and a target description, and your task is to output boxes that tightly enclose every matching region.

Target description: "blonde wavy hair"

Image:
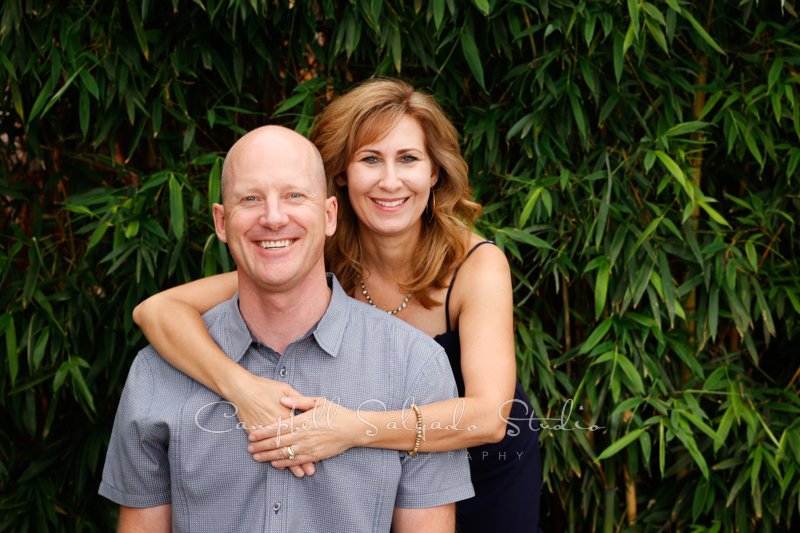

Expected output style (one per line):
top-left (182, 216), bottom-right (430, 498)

top-left (310, 78), bottom-right (482, 307)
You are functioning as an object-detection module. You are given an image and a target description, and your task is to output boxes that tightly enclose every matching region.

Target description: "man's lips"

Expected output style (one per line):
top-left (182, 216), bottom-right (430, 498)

top-left (257, 239), bottom-right (294, 249)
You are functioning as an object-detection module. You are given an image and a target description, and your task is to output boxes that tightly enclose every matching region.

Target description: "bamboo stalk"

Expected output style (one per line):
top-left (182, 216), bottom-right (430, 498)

top-left (624, 465), bottom-right (637, 526)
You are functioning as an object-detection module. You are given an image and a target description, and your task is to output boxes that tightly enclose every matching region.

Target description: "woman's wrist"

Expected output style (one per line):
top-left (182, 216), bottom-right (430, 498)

top-left (215, 362), bottom-right (256, 402)
top-left (330, 404), bottom-right (366, 448)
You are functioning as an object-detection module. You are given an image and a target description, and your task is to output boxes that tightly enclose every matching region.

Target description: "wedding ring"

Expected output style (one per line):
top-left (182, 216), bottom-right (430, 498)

top-left (286, 445), bottom-right (296, 460)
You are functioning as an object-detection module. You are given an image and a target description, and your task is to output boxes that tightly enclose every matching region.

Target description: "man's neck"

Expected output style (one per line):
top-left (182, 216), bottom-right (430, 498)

top-left (237, 272), bottom-right (332, 354)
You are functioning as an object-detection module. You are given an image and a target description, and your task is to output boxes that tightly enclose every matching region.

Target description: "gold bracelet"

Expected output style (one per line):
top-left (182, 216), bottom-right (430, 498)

top-left (407, 404), bottom-right (423, 458)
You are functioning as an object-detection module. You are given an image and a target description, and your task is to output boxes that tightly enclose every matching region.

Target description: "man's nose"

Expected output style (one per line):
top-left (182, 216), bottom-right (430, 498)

top-left (258, 198), bottom-right (289, 228)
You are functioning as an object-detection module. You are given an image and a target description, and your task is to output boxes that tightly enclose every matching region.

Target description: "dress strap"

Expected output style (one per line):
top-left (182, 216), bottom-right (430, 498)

top-left (444, 240), bottom-right (495, 332)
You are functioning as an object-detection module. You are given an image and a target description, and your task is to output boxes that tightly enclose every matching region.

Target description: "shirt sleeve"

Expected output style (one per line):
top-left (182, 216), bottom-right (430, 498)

top-left (394, 339), bottom-right (475, 508)
top-left (98, 350), bottom-right (172, 508)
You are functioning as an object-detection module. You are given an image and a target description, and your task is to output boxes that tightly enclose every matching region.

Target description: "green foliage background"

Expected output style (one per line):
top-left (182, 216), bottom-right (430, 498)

top-left (2, 0), bottom-right (799, 531)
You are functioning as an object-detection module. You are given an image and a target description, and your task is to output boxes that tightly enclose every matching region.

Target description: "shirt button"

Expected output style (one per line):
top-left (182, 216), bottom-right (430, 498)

top-left (279, 367), bottom-right (287, 378)
top-left (273, 502), bottom-right (281, 513)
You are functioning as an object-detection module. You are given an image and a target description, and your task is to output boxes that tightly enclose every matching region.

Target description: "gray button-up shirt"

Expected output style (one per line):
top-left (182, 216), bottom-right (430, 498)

top-left (99, 275), bottom-right (474, 532)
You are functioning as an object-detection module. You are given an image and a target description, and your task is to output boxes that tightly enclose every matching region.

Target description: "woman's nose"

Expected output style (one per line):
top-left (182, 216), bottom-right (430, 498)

top-left (379, 163), bottom-right (402, 191)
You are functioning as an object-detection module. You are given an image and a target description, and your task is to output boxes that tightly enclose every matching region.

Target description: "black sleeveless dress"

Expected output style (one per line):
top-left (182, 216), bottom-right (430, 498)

top-left (432, 241), bottom-right (541, 532)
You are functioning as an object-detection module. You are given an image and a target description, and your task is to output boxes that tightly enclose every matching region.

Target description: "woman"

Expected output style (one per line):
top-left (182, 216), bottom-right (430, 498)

top-left (133, 78), bottom-right (540, 530)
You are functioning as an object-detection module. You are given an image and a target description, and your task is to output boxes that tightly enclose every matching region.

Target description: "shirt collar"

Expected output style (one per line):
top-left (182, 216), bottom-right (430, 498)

top-left (217, 273), bottom-right (350, 363)
top-left (312, 273), bottom-right (350, 357)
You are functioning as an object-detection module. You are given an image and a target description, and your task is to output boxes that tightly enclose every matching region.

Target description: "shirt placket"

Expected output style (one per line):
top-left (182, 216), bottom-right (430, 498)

top-left (265, 342), bottom-right (294, 533)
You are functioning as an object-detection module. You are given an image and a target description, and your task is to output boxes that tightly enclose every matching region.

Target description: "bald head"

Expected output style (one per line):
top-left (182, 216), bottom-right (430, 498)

top-left (220, 125), bottom-right (326, 203)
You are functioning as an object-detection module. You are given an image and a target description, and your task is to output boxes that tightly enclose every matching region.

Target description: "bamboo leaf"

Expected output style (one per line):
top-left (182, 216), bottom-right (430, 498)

top-left (726, 466), bottom-right (752, 507)
top-left (432, 0), bottom-right (445, 30)
top-left (597, 428), bottom-right (645, 461)
top-left (79, 88), bottom-right (90, 138)
top-left (519, 186), bottom-right (542, 228)
top-left (613, 31), bottom-right (624, 83)
top-left (579, 317), bottom-right (613, 355)
top-left (5, 315), bottom-right (18, 384)
top-left (499, 228), bottom-right (553, 250)
top-left (753, 283), bottom-right (776, 337)
top-left (86, 220), bottom-right (111, 252)
top-left (708, 286), bottom-right (720, 341)
top-left (698, 200), bottom-right (731, 227)
top-left (594, 259), bottom-right (610, 320)
top-left (654, 150), bottom-right (691, 197)
top-left (658, 252), bottom-right (676, 326)
top-left (36, 65), bottom-right (86, 120)
top-left (273, 92), bottom-right (308, 115)
top-left (460, 27), bottom-right (485, 90)
top-left (169, 174), bottom-right (185, 240)
top-left (615, 352), bottom-right (644, 394)
top-left (743, 128), bottom-right (764, 166)
top-left (182, 122), bottom-right (196, 153)
top-left (69, 361), bottom-right (96, 413)
top-left (584, 14), bottom-right (596, 47)
top-left (659, 420), bottom-right (666, 476)
top-left (680, 411), bottom-right (721, 447)
top-left (768, 59), bottom-right (783, 93)
top-left (665, 121), bottom-right (710, 137)
top-left (568, 87), bottom-right (588, 145)
top-left (28, 77), bottom-right (56, 123)
top-left (743, 240), bottom-right (759, 274)
top-left (391, 26), bottom-right (402, 72)
top-left (127, 0), bottom-right (150, 60)
top-left (680, 9), bottom-right (725, 55)
top-left (674, 429), bottom-right (710, 479)
top-left (472, 0), bottom-right (490, 16)
top-left (79, 69), bottom-right (99, 99)
top-left (208, 157), bottom-right (222, 209)
top-left (627, 0), bottom-right (640, 36)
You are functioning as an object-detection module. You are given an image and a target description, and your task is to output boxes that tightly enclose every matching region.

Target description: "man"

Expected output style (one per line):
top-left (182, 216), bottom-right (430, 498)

top-left (98, 126), bottom-right (473, 532)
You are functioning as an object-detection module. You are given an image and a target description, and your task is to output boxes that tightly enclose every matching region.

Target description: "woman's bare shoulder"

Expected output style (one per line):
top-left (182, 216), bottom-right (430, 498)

top-left (462, 233), bottom-right (510, 274)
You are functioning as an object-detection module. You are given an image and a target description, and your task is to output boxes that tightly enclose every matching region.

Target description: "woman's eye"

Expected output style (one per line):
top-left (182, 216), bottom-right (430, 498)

top-left (400, 155), bottom-right (418, 163)
top-left (361, 155), bottom-right (379, 164)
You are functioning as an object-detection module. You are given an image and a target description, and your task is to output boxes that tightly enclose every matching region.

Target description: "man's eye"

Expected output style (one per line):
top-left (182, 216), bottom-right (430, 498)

top-left (288, 192), bottom-right (303, 199)
top-left (243, 195), bottom-right (258, 202)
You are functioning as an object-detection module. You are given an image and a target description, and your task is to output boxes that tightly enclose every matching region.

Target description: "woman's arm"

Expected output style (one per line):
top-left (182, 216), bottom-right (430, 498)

top-left (248, 243), bottom-right (517, 463)
top-left (132, 272), bottom-right (301, 430)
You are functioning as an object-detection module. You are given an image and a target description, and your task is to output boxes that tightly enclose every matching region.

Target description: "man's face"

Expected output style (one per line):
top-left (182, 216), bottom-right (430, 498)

top-left (213, 130), bottom-right (337, 294)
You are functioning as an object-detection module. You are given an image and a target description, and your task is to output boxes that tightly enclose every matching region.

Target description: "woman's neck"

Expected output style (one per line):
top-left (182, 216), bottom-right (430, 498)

top-left (358, 225), bottom-right (421, 281)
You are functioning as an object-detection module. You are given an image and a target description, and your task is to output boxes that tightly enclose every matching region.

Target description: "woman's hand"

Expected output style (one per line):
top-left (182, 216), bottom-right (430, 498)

top-left (247, 396), bottom-right (362, 470)
top-left (226, 373), bottom-right (301, 432)
top-left (225, 375), bottom-right (316, 478)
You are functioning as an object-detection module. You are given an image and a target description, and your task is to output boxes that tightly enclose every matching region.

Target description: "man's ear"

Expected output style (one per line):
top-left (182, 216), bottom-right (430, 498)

top-left (212, 203), bottom-right (228, 243)
top-left (324, 196), bottom-right (338, 237)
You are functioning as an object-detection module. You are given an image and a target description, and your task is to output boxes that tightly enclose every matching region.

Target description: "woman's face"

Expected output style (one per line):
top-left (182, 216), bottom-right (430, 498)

top-left (345, 115), bottom-right (438, 239)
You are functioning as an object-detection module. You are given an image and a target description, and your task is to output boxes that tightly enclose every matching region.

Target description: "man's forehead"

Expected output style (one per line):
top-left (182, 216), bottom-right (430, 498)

top-left (229, 167), bottom-right (320, 191)
top-left (224, 128), bottom-right (326, 196)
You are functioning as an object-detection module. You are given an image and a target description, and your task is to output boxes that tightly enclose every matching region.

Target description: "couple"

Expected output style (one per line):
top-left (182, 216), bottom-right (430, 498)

top-left (100, 78), bottom-right (540, 531)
